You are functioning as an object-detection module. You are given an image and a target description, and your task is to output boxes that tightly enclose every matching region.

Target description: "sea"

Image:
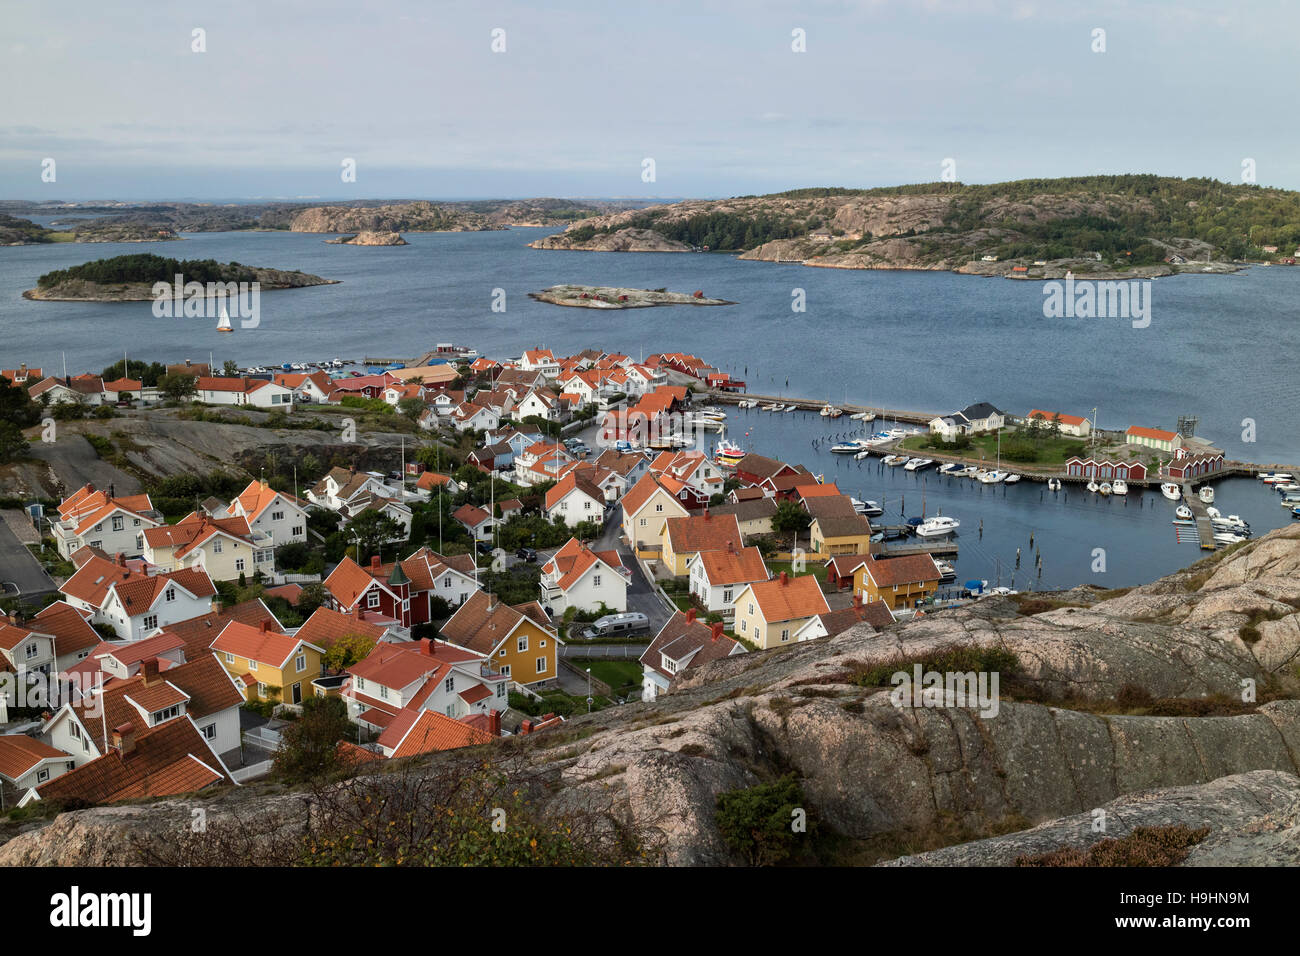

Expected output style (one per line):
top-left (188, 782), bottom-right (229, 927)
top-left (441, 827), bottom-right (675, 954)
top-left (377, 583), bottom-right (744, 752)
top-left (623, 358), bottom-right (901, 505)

top-left (1, 223), bottom-right (1297, 589)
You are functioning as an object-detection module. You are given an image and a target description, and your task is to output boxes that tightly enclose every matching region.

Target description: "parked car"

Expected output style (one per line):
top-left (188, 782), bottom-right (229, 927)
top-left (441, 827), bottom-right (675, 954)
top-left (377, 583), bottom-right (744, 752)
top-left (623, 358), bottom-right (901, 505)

top-left (515, 546), bottom-right (537, 562)
top-left (476, 541), bottom-right (494, 555)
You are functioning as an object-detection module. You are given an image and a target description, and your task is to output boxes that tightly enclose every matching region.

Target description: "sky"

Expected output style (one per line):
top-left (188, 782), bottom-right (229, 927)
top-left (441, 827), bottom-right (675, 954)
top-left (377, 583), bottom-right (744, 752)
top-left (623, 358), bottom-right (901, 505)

top-left (3, 0), bottom-right (1299, 200)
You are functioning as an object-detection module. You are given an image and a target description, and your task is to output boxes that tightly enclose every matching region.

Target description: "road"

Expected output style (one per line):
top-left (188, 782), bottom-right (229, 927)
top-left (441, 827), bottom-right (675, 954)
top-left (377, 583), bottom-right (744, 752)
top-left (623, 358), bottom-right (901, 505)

top-left (592, 504), bottom-right (674, 635)
top-left (0, 517), bottom-right (56, 600)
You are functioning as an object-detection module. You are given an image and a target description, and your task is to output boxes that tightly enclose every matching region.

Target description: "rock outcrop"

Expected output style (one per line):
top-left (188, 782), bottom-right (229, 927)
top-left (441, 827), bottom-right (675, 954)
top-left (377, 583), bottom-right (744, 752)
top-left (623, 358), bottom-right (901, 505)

top-left (290, 201), bottom-right (500, 234)
top-left (5, 526), bottom-right (1300, 866)
top-left (324, 231), bottom-right (408, 246)
top-left (528, 227), bottom-right (690, 253)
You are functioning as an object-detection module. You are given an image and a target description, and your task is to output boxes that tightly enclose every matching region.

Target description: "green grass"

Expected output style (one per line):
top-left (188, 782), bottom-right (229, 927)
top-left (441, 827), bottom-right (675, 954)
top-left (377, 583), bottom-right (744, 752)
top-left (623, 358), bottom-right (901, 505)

top-left (581, 660), bottom-right (644, 695)
top-left (768, 561), bottom-right (827, 583)
top-left (901, 430), bottom-right (1089, 466)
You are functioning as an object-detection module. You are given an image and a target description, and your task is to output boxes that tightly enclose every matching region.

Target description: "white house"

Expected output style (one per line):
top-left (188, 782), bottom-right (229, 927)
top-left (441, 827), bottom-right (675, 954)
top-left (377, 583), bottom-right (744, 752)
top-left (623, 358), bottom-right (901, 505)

top-left (539, 538), bottom-right (628, 616)
top-left (221, 480), bottom-right (309, 545)
top-left (60, 553), bottom-right (216, 642)
top-left (638, 609), bottom-right (745, 701)
top-left (195, 377), bottom-right (295, 408)
top-left (687, 545), bottom-right (769, 619)
top-left (1025, 409), bottom-right (1092, 438)
top-left (519, 349), bottom-right (560, 377)
top-left (0, 736), bottom-right (74, 799)
top-left (0, 620), bottom-right (56, 680)
top-left (544, 471), bottom-right (610, 527)
top-left (450, 401), bottom-right (499, 433)
top-left (514, 388), bottom-right (564, 422)
top-left (51, 485), bottom-right (162, 560)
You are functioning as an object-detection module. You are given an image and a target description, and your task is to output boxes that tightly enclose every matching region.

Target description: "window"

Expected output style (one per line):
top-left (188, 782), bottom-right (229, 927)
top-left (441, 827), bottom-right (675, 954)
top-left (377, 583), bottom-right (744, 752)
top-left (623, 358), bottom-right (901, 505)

top-left (355, 677), bottom-right (365, 691)
top-left (70, 722), bottom-right (81, 740)
top-left (444, 576), bottom-right (451, 588)
top-left (295, 654), bottom-right (306, 673)
top-left (249, 660), bottom-right (258, 671)
top-left (517, 635), bottom-right (528, 653)
top-left (24, 641), bottom-right (38, 660)
top-left (213, 539), bottom-right (223, 553)
top-left (202, 723), bottom-right (217, 740)
top-left (90, 540), bottom-right (102, 550)
top-left (165, 587), bottom-right (175, 602)
top-left (37, 768), bottom-right (49, 783)
top-left (153, 704), bottom-right (181, 723)
top-left (781, 629), bottom-right (790, 643)
top-left (540, 640), bottom-right (546, 648)
top-left (272, 510), bottom-right (284, 521)
top-left (224, 652), bottom-right (234, 664)
top-left (291, 525), bottom-right (303, 537)
top-left (740, 620), bottom-right (747, 633)
top-left (257, 682), bottom-right (267, 698)
top-left (500, 664), bottom-right (511, 677)
top-left (367, 591), bottom-right (380, 609)
top-left (142, 614), bottom-right (158, 630)
top-left (82, 737), bottom-right (89, 753)
top-left (592, 574), bottom-right (601, 587)
top-left (536, 657), bottom-right (547, 674)
top-left (235, 558), bottom-right (245, 572)
top-left (723, 588), bottom-right (732, 602)
top-left (444, 677), bottom-right (454, 693)
top-left (655, 503), bottom-right (663, 512)
top-left (379, 685), bottom-right (390, 700)
top-left (748, 603), bottom-right (754, 615)
top-left (112, 515), bottom-right (124, 531)
top-left (496, 683), bottom-right (506, 698)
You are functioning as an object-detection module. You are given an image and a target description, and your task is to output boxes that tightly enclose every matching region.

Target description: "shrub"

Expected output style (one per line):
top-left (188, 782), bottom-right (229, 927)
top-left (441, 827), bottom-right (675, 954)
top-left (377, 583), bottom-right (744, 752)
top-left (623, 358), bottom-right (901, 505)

top-left (1015, 826), bottom-right (1210, 867)
top-left (715, 774), bottom-right (814, 866)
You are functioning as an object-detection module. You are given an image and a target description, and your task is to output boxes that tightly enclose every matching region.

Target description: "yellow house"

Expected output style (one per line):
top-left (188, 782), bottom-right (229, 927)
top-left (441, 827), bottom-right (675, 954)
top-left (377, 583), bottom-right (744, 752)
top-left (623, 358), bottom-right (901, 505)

top-left (439, 591), bottom-right (561, 687)
top-left (852, 555), bottom-right (942, 610)
top-left (732, 572), bottom-right (830, 650)
top-left (210, 619), bottom-right (326, 706)
top-left (809, 513), bottom-right (873, 556)
top-left (621, 473), bottom-right (689, 556)
top-left (143, 513), bottom-right (275, 581)
top-left (658, 512), bottom-right (743, 576)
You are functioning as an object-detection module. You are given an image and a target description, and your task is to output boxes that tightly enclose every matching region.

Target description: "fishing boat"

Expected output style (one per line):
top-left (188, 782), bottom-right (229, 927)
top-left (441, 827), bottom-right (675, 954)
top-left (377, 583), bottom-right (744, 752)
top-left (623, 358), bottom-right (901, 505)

top-left (915, 516), bottom-right (961, 537)
top-left (1086, 480), bottom-right (1100, 493)
top-left (1004, 474), bottom-right (1021, 484)
top-left (1198, 485), bottom-right (1215, 504)
top-left (1160, 482), bottom-right (1182, 501)
top-left (1111, 479), bottom-right (1127, 495)
top-left (1098, 482), bottom-right (1112, 495)
top-left (1175, 504), bottom-right (1193, 520)
top-left (216, 304), bottom-right (233, 333)
top-left (820, 404), bottom-right (834, 417)
top-left (715, 438), bottom-right (745, 466)
top-left (1047, 478), bottom-right (1061, 492)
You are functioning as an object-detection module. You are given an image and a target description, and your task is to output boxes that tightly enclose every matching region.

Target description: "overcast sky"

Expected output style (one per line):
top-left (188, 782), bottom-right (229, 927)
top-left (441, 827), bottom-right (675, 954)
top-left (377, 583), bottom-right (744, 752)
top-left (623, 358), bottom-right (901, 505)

top-left (3, 0), bottom-right (1298, 200)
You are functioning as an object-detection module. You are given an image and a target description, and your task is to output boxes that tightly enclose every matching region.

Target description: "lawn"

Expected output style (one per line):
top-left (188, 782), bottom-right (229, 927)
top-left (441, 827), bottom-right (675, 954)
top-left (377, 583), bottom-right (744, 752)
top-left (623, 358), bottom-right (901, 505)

top-left (582, 660), bottom-right (644, 696)
top-left (767, 560), bottom-right (828, 583)
top-left (902, 430), bottom-right (1090, 466)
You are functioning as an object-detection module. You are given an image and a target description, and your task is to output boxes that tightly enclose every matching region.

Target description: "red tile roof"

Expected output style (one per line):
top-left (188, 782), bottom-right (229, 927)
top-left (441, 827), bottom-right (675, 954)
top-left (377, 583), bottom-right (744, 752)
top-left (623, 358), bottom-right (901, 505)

top-left (745, 573), bottom-right (830, 622)
top-left (695, 546), bottom-right (768, 587)
top-left (0, 735), bottom-right (68, 780)
top-left (210, 620), bottom-right (319, 669)
top-left (379, 709), bottom-right (493, 758)
top-left (664, 513), bottom-right (743, 556)
top-left (1126, 425), bottom-right (1179, 442)
top-left (858, 554), bottom-right (942, 588)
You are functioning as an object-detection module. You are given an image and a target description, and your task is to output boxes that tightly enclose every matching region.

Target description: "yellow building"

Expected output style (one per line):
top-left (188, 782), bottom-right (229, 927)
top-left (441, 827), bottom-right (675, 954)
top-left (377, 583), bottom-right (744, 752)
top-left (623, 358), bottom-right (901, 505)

top-left (809, 514), bottom-right (873, 556)
top-left (142, 513), bottom-right (274, 581)
top-left (658, 512), bottom-right (743, 576)
top-left (621, 473), bottom-right (690, 556)
top-left (852, 555), bottom-right (942, 610)
top-left (732, 572), bottom-right (830, 650)
top-left (210, 620), bottom-right (326, 706)
top-left (439, 591), bottom-right (561, 687)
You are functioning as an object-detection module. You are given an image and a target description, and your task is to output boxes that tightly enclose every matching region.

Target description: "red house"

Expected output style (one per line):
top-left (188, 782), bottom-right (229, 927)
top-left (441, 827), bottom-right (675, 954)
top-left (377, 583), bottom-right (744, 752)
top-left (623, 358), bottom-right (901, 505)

top-left (1065, 456), bottom-right (1148, 481)
top-left (1166, 453), bottom-right (1224, 481)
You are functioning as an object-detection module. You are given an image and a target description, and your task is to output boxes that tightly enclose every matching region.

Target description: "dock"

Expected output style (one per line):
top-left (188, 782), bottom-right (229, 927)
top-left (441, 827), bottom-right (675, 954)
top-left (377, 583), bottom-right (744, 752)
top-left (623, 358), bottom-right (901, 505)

top-left (879, 539), bottom-right (959, 558)
top-left (1181, 483), bottom-right (1218, 550)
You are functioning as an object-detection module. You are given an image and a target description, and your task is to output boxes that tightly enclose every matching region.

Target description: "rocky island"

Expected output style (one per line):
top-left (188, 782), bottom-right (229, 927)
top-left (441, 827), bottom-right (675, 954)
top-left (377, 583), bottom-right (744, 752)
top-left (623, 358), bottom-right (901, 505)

top-left (324, 230), bottom-right (408, 246)
top-left (23, 253), bottom-right (337, 301)
top-left (528, 284), bottom-right (735, 309)
top-left (0, 213), bottom-right (179, 246)
top-left (529, 175), bottom-right (1300, 279)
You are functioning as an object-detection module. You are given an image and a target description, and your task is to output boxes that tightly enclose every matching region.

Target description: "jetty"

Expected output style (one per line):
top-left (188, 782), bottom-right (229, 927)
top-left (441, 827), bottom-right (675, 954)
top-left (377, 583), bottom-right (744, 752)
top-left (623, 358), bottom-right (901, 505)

top-left (1181, 482), bottom-right (1218, 550)
top-left (881, 539), bottom-right (959, 558)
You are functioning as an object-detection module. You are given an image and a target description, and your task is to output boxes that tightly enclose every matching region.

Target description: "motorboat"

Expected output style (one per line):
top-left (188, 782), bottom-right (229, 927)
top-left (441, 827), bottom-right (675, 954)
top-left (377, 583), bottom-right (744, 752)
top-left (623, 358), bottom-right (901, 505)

top-left (1098, 482), bottom-right (1112, 495)
top-left (1047, 478), bottom-right (1061, 492)
top-left (881, 455), bottom-right (899, 466)
top-left (859, 500), bottom-right (884, 517)
top-left (850, 411), bottom-right (876, 422)
top-left (763, 403), bottom-right (782, 412)
top-left (935, 560), bottom-right (956, 581)
top-left (1175, 504), bottom-right (1193, 520)
top-left (1111, 479), bottom-right (1127, 495)
top-left (937, 463), bottom-right (963, 475)
top-left (1198, 485), bottom-right (1215, 504)
top-left (1293, 506), bottom-right (1300, 519)
top-left (784, 404), bottom-right (796, 412)
top-left (829, 408), bottom-right (843, 418)
top-left (820, 404), bottom-right (834, 417)
top-left (1215, 532), bottom-right (1248, 545)
top-left (979, 470), bottom-right (1007, 484)
top-left (855, 449), bottom-right (873, 460)
top-left (961, 465), bottom-right (980, 478)
top-left (1281, 492), bottom-right (1300, 506)
top-left (831, 439), bottom-right (872, 454)
top-left (1212, 513), bottom-right (1250, 532)
top-left (887, 456), bottom-right (910, 467)
top-left (1260, 472), bottom-right (1294, 484)
top-left (1160, 482), bottom-right (1182, 500)
top-left (1276, 482), bottom-right (1300, 494)
top-left (904, 458), bottom-right (934, 472)
top-left (1004, 474), bottom-right (1021, 484)
top-left (915, 516), bottom-right (961, 537)
top-left (1086, 480), bottom-right (1100, 493)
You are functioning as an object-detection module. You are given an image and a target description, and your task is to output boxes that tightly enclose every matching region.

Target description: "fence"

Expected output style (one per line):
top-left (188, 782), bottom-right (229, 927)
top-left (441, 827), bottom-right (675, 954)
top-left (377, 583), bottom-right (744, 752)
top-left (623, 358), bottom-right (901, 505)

top-left (231, 759), bottom-right (274, 783)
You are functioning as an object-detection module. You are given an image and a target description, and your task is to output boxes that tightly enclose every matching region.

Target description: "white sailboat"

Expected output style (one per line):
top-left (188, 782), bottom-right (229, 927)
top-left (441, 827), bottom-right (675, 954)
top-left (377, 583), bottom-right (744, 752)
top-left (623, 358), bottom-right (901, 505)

top-left (217, 303), bottom-right (233, 333)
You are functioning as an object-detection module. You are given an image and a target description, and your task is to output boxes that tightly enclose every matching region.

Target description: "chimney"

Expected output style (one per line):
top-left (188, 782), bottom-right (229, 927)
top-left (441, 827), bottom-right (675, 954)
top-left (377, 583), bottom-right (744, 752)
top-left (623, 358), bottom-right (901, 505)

top-left (112, 722), bottom-right (136, 757)
top-left (488, 708), bottom-right (501, 737)
top-left (260, 619), bottom-right (271, 632)
top-left (521, 718), bottom-right (533, 735)
top-left (370, 554), bottom-right (381, 572)
top-left (117, 553), bottom-right (127, 567)
top-left (353, 606), bottom-right (362, 620)
top-left (853, 593), bottom-right (863, 611)
top-left (703, 509), bottom-right (710, 520)
top-left (141, 658), bottom-right (160, 685)
top-left (423, 638), bottom-right (436, 656)
top-left (711, 622), bottom-right (724, 642)
top-left (686, 608), bottom-right (697, 623)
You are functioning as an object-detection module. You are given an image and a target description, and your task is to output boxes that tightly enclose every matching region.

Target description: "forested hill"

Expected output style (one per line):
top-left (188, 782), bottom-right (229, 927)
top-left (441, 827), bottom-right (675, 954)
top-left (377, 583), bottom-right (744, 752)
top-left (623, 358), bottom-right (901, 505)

top-left (529, 175), bottom-right (1300, 272)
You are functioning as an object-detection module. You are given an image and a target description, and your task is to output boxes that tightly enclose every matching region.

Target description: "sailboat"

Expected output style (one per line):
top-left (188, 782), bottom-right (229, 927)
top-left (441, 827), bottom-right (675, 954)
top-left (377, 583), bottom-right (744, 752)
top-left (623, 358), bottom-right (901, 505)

top-left (217, 303), bottom-right (234, 333)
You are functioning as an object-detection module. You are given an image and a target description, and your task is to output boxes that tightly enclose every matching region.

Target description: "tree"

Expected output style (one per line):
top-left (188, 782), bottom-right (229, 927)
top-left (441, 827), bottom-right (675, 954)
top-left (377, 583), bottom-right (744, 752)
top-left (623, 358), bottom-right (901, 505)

top-left (295, 582), bottom-right (329, 617)
top-left (772, 500), bottom-right (811, 535)
top-left (346, 509), bottom-right (404, 560)
top-left (223, 360), bottom-right (239, 377)
top-left (398, 397), bottom-right (426, 421)
top-left (0, 379), bottom-right (41, 430)
top-left (0, 422), bottom-right (30, 464)
top-left (322, 633), bottom-right (376, 672)
top-left (273, 696), bottom-right (352, 783)
top-left (159, 373), bottom-right (197, 402)
top-left (714, 775), bottom-right (814, 866)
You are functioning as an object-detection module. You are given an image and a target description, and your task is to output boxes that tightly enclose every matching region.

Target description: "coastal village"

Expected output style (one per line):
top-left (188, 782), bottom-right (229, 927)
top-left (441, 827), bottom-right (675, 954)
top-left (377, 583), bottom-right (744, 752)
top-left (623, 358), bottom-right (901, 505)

top-left (0, 344), bottom-right (1289, 810)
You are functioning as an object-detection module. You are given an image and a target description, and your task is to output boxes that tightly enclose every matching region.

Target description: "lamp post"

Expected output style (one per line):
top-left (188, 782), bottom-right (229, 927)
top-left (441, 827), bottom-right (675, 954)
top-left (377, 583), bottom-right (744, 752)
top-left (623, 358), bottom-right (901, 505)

top-left (586, 667), bottom-right (593, 713)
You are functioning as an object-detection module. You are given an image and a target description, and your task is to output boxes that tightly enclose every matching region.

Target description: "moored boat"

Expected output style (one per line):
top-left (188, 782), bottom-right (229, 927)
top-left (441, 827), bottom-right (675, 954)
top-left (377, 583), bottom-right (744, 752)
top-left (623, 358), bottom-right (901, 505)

top-left (1004, 473), bottom-right (1021, 484)
top-left (1175, 504), bottom-right (1193, 520)
top-left (1111, 479), bottom-right (1127, 495)
top-left (915, 516), bottom-right (961, 537)
top-left (1047, 478), bottom-right (1061, 491)
top-left (1198, 485), bottom-right (1215, 504)
top-left (1161, 482), bottom-right (1182, 500)
top-left (1086, 480), bottom-right (1100, 493)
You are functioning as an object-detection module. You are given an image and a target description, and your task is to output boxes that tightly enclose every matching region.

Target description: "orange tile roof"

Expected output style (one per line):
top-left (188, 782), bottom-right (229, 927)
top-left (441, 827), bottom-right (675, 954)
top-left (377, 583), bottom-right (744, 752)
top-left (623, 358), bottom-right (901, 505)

top-left (1027, 409), bottom-right (1088, 427)
top-left (544, 470), bottom-right (606, 511)
top-left (142, 513), bottom-right (254, 558)
top-left (1126, 425), bottom-right (1179, 442)
top-left (415, 471), bottom-right (454, 491)
top-left (440, 591), bottom-right (554, 656)
top-left (695, 546), bottom-right (768, 586)
top-left (745, 573), bottom-right (830, 623)
top-left (155, 599), bottom-right (283, 661)
top-left (621, 472), bottom-right (688, 519)
top-left (324, 556), bottom-right (393, 609)
top-left (348, 639), bottom-right (479, 691)
top-left (295, 606), bottom-right (389, 650)
top-left (858, 554), bottom-right (942, 588)
top-left (453, 503), bottom-right (491, 528)
top-left (664, 513), bottom-right (743, 556)
top-left (381, 709), bottom-right (493, 758)
top-left (541, 538), bottom-right (623, 591)
top-left (0, 735), bottom-right (67, 780)
top-left (796, 482), bottom-right (841, 499)
top-left (230, 479), bottom-right (303, 523)
top-left (211, 620), bottom-right (318, 669)
top-left (32, 601), bottom-right (100, 657)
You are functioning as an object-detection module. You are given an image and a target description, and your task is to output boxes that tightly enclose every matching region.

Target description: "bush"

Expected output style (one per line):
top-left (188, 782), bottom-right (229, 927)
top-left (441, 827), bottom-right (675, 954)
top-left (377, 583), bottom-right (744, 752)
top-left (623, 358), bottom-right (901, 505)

top-left (273, 696), bottom-right (352, 783)
top-left (715, 775), bottom-right (814, 866)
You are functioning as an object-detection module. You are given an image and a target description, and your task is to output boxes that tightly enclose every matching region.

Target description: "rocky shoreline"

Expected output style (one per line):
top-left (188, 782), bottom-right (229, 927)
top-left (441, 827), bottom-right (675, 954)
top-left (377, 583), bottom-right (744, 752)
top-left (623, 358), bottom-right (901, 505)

top-left (528, 284), bottom-right (735, 309)
top-left (23, 266), bottom-right (338, 302)
top-left (324, 230), bottom-right (408, 246)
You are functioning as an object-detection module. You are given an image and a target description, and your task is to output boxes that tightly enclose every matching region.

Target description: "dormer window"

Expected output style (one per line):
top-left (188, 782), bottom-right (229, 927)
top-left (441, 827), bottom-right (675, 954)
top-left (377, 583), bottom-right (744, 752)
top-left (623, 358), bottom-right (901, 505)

top-left (367, 590), bottom-right (380, 609)
top-left (165, 587), bottom-right (176, 602)
top-left (24, 642), bottom-right (39, 660)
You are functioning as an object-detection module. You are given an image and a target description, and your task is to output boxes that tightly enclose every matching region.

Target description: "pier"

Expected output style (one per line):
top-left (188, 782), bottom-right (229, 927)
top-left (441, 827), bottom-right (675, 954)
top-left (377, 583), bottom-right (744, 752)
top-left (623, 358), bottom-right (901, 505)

top-left (1181, 483), bottom-right (1219, 550)
top-left (881, 539), bottom-right (959, 558)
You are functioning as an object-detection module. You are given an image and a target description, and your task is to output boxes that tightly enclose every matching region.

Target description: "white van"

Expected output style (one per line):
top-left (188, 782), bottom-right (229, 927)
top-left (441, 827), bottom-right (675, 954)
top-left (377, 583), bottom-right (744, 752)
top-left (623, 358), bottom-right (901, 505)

top-left (581, 612), bottom-right (650, 639)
